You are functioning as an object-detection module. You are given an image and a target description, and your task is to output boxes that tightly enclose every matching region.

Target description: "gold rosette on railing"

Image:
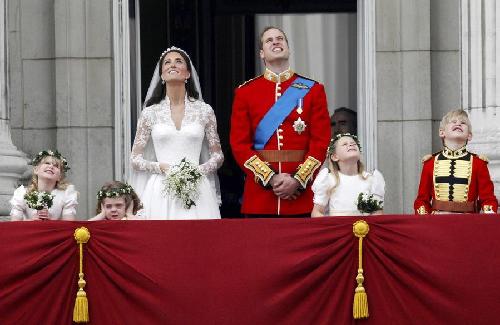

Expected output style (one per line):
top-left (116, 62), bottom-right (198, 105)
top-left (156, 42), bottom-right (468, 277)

top-left (352, 220), bottom-right (369, 319)
top-left (73, 227), bottom-right (90, 323)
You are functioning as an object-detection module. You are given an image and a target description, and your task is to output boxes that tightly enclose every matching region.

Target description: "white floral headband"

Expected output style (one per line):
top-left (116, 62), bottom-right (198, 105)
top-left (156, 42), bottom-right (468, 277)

top-left (327, 133), bottom-right (361, 155)
top-left (32, 150), bottom-right (70, 171)
top-left (97, 183), bottom-right (134, 200)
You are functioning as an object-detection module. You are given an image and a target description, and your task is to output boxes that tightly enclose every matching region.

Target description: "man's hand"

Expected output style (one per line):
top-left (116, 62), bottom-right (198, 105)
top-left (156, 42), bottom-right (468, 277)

top-left (269, 173), bottom-right (284, 188)
top-left (271, 173), bottom-right (301, 199)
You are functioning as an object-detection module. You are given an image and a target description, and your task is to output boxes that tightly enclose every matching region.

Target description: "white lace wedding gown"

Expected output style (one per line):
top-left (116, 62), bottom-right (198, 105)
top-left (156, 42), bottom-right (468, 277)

top-left (130, 96), bottom-right (223, 220)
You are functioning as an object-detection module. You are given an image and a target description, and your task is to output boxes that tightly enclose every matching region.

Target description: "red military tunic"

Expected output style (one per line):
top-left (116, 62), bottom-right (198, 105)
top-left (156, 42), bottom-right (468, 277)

top-left (230, 68), bottom-right (331, 215)
top-left (414, 146), bottom-right (498, 214)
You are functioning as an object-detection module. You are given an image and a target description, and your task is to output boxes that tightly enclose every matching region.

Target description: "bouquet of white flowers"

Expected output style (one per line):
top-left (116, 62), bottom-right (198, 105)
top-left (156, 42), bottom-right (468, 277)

top-left (24, 190), bottom-right (55, 210)
top-left (162, 158), bottom-right (203, 209)
top-left (356, 192), bottom-right (383, 214)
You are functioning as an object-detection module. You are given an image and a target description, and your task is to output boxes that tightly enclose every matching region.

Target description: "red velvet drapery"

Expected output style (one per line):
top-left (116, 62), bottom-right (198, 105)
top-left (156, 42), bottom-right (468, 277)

top-left (1, 215), bottom-right (499, 325)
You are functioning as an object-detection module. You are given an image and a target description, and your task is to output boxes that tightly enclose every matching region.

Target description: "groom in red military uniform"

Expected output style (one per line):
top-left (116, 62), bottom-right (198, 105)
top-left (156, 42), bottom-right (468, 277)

top-left (230, 26), bottom-right (331, 217)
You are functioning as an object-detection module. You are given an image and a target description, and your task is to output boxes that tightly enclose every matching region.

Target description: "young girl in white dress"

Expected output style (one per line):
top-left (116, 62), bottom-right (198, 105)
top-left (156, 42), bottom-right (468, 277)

top-left (10, 150), bottom-right (78, 221)
top-left (311, 134), bottom-right (385, 217)
top-left (89, 181), bottom-right (145, 221)
top-left (130, 47), bottom-right (223, 220)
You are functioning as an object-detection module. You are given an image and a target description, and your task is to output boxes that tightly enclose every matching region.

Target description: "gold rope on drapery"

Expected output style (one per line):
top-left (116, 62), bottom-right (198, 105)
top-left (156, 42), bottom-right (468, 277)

top-left (73, 227), bottom-right (91, 323)
top-left (352, 220), bottom-right (369, 319)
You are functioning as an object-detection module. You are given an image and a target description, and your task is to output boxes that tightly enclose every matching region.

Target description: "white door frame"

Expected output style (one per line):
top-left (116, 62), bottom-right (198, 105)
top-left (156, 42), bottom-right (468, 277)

top-left (112, 0), bottom-right (132, 181)
top-left (357, 0), bottom-right (377, 171)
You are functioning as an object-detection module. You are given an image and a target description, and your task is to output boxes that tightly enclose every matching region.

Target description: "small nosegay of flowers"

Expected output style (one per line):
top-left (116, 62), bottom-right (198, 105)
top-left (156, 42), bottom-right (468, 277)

top-left (356, 192), bottom-right (383, 214)
top-left (24, 190), bottom-right (55, 210)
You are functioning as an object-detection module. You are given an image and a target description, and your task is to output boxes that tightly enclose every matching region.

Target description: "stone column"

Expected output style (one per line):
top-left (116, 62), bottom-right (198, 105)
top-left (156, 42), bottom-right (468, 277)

top-left (376, 0), bottom-right (432, 213)
top-left (0, 1), bottom-right (28, 219)
top-left (54, 0), bottom-right (114, 219)
top-left (461, 0), bottom-right (500, 198)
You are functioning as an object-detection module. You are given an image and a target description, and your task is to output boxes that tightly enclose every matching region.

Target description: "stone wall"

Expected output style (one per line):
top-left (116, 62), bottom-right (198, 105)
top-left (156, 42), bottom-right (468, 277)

top-left (7, 0), bottom-right (114, 219)
top-left (376, 0), bottom-right (461, 213)
top-left (376, 0), bottom-right (431, 213)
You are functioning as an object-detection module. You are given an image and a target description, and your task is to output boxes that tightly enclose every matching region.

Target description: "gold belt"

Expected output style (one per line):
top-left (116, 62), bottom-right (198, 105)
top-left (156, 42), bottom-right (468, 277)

top-left (257, 150), bottom-right (305, 163)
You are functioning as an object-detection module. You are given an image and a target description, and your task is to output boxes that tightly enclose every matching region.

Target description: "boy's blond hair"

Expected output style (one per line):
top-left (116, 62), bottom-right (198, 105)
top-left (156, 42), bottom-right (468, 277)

top-left (439, 109), bottom-right (472, 134)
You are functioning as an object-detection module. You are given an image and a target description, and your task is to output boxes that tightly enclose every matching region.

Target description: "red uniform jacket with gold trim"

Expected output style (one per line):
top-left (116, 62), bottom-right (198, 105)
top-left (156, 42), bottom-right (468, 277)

top-left (230, 74), bottom-right (331, 215)
top-left (414, 152), bottom-right (498, 213)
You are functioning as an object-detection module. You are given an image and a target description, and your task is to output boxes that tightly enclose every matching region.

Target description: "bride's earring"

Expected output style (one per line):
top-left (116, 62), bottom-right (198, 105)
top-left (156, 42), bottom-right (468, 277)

top-left (161, 78), bottom-right (165, 85)
top-left (184, 79), bottom-right (188, 84)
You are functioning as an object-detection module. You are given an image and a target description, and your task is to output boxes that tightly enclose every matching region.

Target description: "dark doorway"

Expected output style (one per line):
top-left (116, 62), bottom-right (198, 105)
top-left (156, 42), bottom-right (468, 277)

top-left (136, 0), bottom-right (356, 218)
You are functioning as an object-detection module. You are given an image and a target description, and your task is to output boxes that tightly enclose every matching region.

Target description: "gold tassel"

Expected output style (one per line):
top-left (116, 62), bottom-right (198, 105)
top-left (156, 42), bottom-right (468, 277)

top-left (352, 220), bottom-right (370, 319)
top-left (73, 227), bottom-right (91, 323)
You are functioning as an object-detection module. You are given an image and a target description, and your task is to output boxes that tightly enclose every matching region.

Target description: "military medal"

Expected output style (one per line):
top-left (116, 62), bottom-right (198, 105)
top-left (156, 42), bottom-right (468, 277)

top-left (293, 117), bottom-right (307, 134)
top-left (296, 98), bottom-right (303, 114)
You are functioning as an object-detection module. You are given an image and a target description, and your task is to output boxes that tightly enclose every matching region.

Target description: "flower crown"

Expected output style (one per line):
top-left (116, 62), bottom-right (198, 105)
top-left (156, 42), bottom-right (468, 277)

top-left (327, 133), bottom-right (361, 155)
top-left (32, 150), bottom-right (70, 172)
top-left (97, 183), bottom-right (134, 200)
top-left (159, 46), bottom-right (190, 60)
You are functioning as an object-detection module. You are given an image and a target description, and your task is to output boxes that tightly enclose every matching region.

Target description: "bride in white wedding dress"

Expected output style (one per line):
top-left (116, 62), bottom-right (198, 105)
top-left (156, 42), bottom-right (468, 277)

top-left (130, 47), bottom-right (223, 220)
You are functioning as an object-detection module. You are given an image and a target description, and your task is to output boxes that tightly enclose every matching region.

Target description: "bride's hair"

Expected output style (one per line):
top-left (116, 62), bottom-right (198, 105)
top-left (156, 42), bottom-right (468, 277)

top-left (144, 49), bottom-right (199, 107)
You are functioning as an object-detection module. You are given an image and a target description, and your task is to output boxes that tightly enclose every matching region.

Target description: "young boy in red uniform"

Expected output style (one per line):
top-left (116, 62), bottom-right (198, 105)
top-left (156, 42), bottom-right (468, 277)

top-left (414, 109), bottom-right (498, 214)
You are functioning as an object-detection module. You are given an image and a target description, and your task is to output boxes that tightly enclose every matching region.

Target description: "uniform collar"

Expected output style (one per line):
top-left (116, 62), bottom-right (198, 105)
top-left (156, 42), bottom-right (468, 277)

top-left (442, 145), bottom-right (468, 159)
top-left (263, 67), bottom-right (294, 83)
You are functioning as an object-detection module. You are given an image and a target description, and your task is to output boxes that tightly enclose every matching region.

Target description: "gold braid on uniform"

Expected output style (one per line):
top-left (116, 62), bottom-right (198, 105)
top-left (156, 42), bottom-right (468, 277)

top-left (416, 206), bottom-right (428, 215)
top-left (244, 155), bottom-right (275, 187)
top-left (416, 153), bottom-right (434, 215)
top-left (294, 156), bottom-right (321, 188)
top-left (483, 205), bottom-right (494, 213)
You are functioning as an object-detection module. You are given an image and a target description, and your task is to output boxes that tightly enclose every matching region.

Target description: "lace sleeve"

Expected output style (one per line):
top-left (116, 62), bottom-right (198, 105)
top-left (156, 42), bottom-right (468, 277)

top-left (130, 107), bottom-right (162, 174)
top-left (198, 105), bottom-right (224, 174)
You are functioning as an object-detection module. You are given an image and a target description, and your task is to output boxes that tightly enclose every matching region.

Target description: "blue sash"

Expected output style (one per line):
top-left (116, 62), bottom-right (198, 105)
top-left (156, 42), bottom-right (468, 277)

top-left (254, 77), bottom-right (315, 150)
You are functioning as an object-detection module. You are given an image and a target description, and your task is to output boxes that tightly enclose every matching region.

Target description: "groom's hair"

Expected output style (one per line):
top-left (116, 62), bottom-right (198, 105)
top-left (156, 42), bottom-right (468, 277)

top-left (259, 26), bottom-right (289, 49)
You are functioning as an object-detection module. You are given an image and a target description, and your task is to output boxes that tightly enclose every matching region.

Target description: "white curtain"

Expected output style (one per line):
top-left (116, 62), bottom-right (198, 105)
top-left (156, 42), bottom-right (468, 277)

top-left (255, 14), bottom-right (357, 115)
